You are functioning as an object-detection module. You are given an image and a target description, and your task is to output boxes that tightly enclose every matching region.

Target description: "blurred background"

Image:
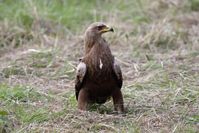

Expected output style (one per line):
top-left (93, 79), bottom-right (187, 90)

top-left (0, 0), bottom-right (199, 132)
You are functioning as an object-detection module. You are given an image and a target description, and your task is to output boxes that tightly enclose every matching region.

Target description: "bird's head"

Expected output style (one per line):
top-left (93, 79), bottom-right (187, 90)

top-left (85, 22), bottom-right (114, 37)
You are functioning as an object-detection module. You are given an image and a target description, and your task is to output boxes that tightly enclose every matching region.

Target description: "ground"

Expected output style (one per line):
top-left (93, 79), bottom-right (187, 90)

top-left (0, 0), bottom-right (199, 132)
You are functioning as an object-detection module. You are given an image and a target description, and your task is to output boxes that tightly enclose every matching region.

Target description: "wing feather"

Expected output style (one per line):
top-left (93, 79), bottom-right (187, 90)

top-left (113, 62), bottom-right (123, 88)
top-left (75, 62), bottom-right (87, 100)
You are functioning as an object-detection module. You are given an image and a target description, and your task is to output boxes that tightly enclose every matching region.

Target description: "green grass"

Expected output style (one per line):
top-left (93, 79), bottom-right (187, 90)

top-left (0, 84), bottom-right (50, 132)
top-left (189, 0), bottom-right (199, 11)
top-left (0, 0), bottom-right (101, 31)
top-left (0, 0), bottom-right (155, 32)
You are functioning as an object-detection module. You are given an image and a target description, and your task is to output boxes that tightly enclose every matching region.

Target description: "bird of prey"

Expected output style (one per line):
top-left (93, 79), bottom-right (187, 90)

top-left (75, 22), bottom-right (124, 113)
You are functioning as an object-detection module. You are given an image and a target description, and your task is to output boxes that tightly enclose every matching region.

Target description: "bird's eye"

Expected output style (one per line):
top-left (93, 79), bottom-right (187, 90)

top-left (97, 25), bottom-right (105, 30)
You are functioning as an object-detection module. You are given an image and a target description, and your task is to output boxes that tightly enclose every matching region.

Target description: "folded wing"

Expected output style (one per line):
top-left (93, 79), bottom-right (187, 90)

top-left (113, 62), bottom-right (123, 88)
top-left (75, 62), bottom-right (87, 100)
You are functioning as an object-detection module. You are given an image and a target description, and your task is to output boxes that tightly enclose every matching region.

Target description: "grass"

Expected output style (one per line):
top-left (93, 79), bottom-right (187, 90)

top-left (0, 84), bottom-right (51, 132)
top-left (0, 0), bottom-right (199, 132)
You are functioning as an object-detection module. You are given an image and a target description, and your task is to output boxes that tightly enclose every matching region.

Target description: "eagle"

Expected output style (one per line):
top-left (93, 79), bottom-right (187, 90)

top-left (75, 22), bottom-right (124, 113)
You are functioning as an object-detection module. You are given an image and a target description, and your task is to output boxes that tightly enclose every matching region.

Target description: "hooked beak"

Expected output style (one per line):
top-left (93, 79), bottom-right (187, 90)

top-left (100, 26), bottom-right (114, 33)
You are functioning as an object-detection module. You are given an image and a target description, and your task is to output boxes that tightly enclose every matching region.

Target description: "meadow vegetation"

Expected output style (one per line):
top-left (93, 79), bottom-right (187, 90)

top-left (0, 0), bottom-right (199, 132)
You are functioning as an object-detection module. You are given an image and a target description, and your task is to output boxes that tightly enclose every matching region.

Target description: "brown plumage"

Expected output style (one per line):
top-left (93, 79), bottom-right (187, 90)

top-left (75, 22), bottom-right (124, 113)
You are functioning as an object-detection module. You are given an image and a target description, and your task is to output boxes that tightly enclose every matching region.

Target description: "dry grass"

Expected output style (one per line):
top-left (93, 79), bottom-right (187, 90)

top-left (0, 0), bottom-right (199, 132)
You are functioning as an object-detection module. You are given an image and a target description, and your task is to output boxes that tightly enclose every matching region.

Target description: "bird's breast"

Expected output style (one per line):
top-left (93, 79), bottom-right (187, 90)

top-left (83, 42), bottom-right (115, 83)
top-left (89, 57), bottom-right (113, 78)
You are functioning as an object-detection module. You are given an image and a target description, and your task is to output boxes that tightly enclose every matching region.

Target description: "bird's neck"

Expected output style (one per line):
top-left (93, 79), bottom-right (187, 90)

top-left (84, 33), bottom-right (101, 54)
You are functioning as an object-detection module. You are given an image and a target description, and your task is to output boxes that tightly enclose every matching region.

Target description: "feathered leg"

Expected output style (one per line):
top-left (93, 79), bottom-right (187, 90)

top-left (112, 89), bottom-right (124, 113)
top-left (78, 89), bottom-right (88, 110)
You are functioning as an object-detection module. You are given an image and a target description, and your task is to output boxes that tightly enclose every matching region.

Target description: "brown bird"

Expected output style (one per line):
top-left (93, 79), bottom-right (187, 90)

top-left (75, 22), bottom-right (124, 113)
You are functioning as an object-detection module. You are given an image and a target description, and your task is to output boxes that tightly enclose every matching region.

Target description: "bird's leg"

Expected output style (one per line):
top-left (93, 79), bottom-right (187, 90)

top-left (112, 89), bottom-right (124, 113)
top-left (78, 89), bottom-right (88, 111)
